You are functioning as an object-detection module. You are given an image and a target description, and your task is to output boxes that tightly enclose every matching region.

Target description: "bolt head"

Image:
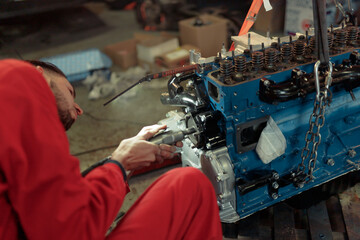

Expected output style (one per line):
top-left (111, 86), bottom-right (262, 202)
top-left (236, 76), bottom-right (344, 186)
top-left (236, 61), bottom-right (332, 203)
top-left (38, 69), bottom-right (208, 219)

top-left (327, 158), bottom-right (335, 166)
top-left (348, 149), bottom-right (357, 158)
top-left (271, 193), bottom-right (278, 200)
top-left (272, 172), bottom-right (280, 180)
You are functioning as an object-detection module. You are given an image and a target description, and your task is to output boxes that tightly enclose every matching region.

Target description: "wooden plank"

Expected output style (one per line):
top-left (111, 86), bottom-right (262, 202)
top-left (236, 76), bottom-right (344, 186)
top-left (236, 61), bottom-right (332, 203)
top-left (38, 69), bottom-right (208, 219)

top-left (326, 196), bottom-right (346, 233)
top-left (307, 201), bottom-right (333, 240)
top-left (238, 212), bottom-right (261, 239)
top-left (295, 229), bottom-right (310, 240)
top-left (258, 226), bottom-right (272, 240)
top-left (332, 232), bottom-right (346, 240)
top-left (294, 208), bottom-right (309, 230)
top-left (339, 185), bottom-right (360, 240)
top-left (273, 203), bottom-right (296, 240)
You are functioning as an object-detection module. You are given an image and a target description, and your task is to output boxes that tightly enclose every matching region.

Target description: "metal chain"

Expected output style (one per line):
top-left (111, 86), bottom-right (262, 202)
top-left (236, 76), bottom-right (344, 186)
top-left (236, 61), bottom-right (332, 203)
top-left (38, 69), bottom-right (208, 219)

top-left (296, 61), bottom-right (333, 184)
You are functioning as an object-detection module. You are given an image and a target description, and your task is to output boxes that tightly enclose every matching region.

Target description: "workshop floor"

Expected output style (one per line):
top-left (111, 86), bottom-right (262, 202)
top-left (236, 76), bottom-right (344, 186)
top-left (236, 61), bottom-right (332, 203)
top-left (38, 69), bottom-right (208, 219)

top-left (1, 3), bottom-right (180, 213)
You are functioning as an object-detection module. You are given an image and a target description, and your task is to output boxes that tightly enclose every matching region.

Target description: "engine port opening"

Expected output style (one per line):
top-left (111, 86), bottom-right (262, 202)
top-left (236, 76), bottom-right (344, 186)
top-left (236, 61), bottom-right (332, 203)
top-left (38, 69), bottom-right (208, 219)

top-left (208, 81), bottom-right (220, 102)
top-left (236, 116), bottom-right (269, 153)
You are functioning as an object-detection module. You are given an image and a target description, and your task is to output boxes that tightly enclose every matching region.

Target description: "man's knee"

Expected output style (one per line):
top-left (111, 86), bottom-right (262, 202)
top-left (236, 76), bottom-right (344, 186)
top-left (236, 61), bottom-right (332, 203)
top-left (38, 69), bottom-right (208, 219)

top-left (165, 167), bottom-right (215, 195)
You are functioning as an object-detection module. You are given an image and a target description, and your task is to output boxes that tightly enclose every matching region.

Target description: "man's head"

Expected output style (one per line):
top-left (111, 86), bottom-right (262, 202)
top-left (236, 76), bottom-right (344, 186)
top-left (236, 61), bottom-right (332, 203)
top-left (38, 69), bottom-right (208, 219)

top-left (27, 60), bottom-right (83, 130)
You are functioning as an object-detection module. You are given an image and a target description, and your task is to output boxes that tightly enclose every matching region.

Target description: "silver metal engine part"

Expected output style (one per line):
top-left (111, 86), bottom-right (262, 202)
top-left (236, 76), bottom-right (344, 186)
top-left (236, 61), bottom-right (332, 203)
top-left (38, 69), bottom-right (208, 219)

top-left (158, 110), bottom-right (240, 223)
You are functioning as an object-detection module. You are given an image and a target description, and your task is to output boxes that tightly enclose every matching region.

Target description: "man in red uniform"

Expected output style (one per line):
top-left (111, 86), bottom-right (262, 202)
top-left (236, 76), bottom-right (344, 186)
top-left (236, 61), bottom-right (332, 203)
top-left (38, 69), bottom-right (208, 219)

top-left (0, 59), bottom-right (223, 239)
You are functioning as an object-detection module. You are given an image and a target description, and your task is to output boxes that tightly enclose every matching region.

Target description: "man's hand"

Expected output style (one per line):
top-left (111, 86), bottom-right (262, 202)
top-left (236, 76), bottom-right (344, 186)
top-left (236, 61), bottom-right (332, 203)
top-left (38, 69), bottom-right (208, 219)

top-left (111, 124), bottom-right (183, 171)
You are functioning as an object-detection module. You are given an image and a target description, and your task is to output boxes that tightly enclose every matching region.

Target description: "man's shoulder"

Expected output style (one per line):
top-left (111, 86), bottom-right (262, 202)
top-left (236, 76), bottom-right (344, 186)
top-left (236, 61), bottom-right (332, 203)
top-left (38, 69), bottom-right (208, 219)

top-left (0, 59), bottom-right (33, 70)
top-left (0, 59), bottom-right (46, 86)
top-left (0, 59), bottom-right (52, 101)
top-left (0, 59), bottom-right (40, 80)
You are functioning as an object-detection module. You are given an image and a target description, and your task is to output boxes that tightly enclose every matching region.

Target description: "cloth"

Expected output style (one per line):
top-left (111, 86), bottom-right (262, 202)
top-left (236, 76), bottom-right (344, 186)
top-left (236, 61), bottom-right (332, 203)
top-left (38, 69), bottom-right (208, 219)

top-left (0, 59), bottom-right (222, 239)
top-left (0, 59), bottom-right (128, 239)
top-left (108, 167), bottom-right (223, 240)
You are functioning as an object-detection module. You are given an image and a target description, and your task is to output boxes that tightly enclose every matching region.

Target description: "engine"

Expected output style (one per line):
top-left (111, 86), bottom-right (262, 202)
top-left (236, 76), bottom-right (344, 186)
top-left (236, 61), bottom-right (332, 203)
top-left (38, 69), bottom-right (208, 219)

top-left (157, 24), bottom-right (360, 224)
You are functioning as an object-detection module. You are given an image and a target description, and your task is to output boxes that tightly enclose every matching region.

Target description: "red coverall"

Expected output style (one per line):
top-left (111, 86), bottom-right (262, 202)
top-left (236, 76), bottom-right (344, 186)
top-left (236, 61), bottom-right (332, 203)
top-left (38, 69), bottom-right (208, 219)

top-left (0, 59), bottom-right (222, 240)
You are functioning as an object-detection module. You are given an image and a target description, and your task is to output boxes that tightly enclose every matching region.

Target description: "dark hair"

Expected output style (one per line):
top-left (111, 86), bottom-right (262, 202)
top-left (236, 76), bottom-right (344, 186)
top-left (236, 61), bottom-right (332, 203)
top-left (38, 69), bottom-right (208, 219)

top-left (26, 60), bottom-right (67, 78)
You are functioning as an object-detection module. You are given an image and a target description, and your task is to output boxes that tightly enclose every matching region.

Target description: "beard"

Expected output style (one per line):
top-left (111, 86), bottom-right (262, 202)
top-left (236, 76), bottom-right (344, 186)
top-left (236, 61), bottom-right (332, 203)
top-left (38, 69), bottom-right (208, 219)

top-left (50, 81), bottom-right (75, 131)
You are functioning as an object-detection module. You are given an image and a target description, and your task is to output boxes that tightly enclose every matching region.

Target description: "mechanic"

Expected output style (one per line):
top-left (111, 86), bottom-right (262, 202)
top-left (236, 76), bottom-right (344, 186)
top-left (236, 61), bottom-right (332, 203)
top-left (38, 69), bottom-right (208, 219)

top-left (0, 59), bottom-right (223, 239)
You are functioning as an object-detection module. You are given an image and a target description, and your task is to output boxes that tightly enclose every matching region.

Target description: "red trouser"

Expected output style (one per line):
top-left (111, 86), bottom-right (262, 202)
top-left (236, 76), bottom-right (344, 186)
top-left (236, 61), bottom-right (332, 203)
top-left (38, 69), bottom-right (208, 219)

top-left (107, 167), bottom-right (223, 240)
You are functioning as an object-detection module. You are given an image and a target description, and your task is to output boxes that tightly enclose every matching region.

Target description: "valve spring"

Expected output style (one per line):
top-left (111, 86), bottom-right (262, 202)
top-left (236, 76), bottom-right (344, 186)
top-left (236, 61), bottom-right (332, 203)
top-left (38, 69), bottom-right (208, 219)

top-left (347, 26), bottom-right (358, 43)
top-left (309, 37), bottom-right (316, 50)
top-left (234, 55), bottom-right (246, 73)
top-left (251, 51), bottom-right (264, 70)
top-left (220, 60), bottom-right (233, 82)
top-left (294, 40), bottom-right (305, 57)
top-left (328, 33), bottom-right (334, 48)
top-left (265, 48), bottom-right (277, 66)
top-left (335, 30), bottom-right (347, 48)
top-left (281, 44), bottom-right (292, 62)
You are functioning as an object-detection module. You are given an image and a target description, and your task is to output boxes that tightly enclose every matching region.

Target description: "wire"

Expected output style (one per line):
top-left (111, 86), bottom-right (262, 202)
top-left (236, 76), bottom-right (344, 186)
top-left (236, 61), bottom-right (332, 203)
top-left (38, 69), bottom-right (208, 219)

top-left (73, 144), bottom-right (118, 157)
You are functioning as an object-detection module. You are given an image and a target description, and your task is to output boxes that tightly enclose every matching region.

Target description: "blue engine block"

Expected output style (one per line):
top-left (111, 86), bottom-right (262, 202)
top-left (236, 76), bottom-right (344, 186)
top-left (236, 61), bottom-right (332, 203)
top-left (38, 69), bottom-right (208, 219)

top-left (158, 29), bottom-right (360, 223)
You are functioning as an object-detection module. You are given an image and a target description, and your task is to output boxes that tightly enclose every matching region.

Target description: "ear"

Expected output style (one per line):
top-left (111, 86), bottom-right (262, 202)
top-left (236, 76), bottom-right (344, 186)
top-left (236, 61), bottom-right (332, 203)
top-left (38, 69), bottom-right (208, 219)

top-left (35, 66), bottom-right (44, 74)
top-left (35, 66), bottom-right (51, 85)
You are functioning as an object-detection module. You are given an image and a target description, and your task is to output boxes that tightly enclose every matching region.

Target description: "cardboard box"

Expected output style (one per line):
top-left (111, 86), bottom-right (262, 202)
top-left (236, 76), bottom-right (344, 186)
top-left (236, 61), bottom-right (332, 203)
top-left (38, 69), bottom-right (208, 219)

top-left (103, 38), bottom-right (138, 70)
top-left (253, 0), bottom-right (286, 34)
top-left (155, 44), bottom-right (200, 69)
top-left (178, 14), bottom-right (228, 58)
top-left (136, 33), bottom-right (179, 63)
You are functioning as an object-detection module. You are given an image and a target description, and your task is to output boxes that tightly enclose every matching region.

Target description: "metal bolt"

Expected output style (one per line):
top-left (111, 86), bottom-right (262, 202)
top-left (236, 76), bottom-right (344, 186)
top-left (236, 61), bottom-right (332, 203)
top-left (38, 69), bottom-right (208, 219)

top-left (234, 92), bottom-right (237, 96)
top-left (319, 233), bottom-right (326, 239)
top-left (234, 105), bottom-right (238, 109)
top-left (296, 182), bottom-right (304, 189)
top-left (271, 193), bottom-right (278, 199)
top-left (264, 80), bottom-right (270, 86)
top-left (272, 172), bottom-right (280, 180)
top-left (348, 149), bottom-right (356, 158)
top-left (326, 158), bottom-right (335, 166)
top-left (272, 182), bottom-right (279, 189)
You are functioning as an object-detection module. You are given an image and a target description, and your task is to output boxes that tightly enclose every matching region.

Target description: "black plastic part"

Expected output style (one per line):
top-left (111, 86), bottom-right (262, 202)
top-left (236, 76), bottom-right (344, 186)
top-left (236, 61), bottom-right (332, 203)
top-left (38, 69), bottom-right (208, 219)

top-left (191, 111), bottom-right (226, 149)
top-left (237, 170), bottom-right (279, 196)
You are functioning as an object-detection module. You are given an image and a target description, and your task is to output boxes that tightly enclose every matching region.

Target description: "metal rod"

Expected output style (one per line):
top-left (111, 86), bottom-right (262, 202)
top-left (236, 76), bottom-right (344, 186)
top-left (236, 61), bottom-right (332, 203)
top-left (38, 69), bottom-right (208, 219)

top-left (103, 64), bottom-right (199, 106)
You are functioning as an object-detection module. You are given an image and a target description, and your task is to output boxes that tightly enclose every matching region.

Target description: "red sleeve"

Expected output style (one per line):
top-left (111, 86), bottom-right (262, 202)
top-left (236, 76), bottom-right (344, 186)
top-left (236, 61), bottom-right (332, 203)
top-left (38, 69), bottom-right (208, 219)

top-left (0, 59), bottom-right (129, 240)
